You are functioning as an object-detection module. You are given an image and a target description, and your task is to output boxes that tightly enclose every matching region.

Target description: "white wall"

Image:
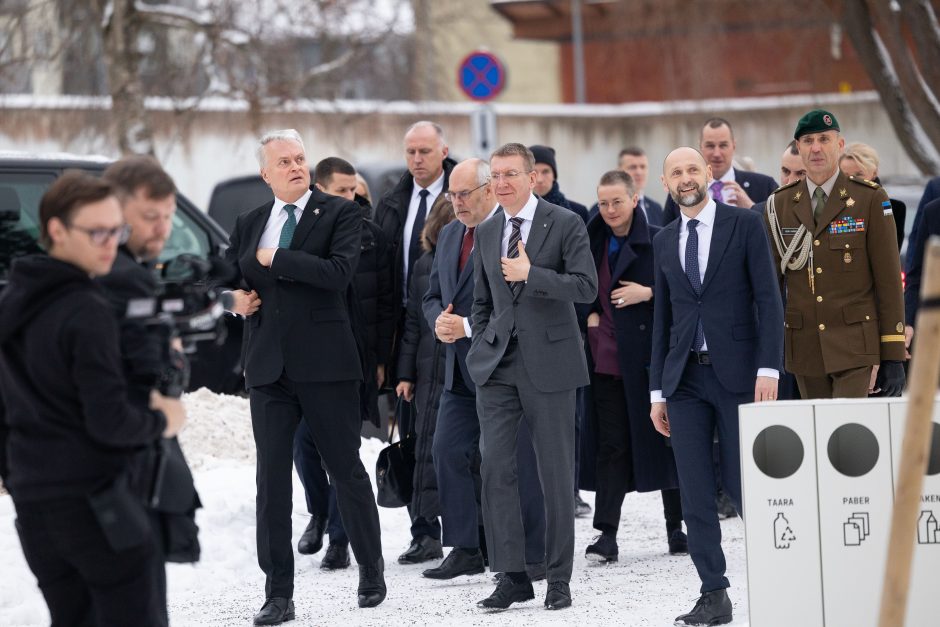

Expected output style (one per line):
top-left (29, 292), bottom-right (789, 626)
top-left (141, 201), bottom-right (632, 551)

top-left (0, 92), bottom-right (926, 213)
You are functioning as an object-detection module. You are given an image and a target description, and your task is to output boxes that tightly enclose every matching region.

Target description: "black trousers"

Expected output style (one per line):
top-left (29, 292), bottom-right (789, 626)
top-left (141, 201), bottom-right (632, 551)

top-left (14, 496), bottom-right (162, 627)
top-left (591, 374), bottom-right (682, 534)
top-left (250, 375), bottom-right (381, 599)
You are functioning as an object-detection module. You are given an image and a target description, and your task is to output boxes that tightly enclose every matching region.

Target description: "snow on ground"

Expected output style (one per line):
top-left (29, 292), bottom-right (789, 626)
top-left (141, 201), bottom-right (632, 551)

top-left (0, 389), bottom-right (749, 626)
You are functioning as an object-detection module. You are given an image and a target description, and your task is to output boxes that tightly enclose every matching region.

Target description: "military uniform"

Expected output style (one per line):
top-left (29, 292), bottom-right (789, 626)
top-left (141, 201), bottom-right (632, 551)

top-left (765, 172), bottom-right (905, 396)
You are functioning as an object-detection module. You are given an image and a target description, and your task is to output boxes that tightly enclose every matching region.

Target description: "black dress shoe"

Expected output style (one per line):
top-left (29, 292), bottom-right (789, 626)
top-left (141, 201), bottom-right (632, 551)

top-left (423, 549), bottom-right (485, 579)
top-left (253, 597), bottom-right (294, 625)
top-left (575, 493), bottom-right (592, 518)
top-left (675, 589), bottom-right (733, 626)
top-left (544, 581), bottom-right (572, 610)
top-left (297, 516), bottom-right (325, 555)
top-left (477, 576), bottom-right (534, 610)
top-left (585, 534), bottom-right (619, 563)
top-left (716, 491), bottom-right (738, 520)
top-left (357, 557), bottom-right (386, 608)
top-left (397, 535), bottom-right (443, 564)
top-left (320, 543), bottom-right (350, 570)
top-left (668, 528), bottom-right (689, 555)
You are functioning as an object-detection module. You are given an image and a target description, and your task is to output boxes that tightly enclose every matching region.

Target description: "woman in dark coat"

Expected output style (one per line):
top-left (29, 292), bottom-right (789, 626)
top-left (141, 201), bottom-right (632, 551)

top-left (581, 170), bottom-right (685, 562)
top-left (0, 172), bottom-right (184, 626)
top-left (395, 196), bottom-right (455, 562)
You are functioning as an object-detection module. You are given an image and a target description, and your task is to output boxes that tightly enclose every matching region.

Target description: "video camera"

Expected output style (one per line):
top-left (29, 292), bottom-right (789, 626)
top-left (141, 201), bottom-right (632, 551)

top-left (125, 254), bottom-right (235, 397)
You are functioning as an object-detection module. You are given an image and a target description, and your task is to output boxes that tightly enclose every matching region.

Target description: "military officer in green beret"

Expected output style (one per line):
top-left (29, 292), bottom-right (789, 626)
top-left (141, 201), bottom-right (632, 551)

top-left (764, 109), bottom-right (906, 398)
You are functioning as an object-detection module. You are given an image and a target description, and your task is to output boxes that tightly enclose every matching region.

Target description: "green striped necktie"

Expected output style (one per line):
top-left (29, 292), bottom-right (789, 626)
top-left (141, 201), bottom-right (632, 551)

top-left (278, 203), bottom-right (298, 248)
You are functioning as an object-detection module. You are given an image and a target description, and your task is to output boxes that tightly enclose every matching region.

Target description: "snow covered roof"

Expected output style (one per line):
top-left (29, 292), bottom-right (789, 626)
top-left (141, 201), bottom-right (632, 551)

top-left (0, 150), bottom-right (112, 164)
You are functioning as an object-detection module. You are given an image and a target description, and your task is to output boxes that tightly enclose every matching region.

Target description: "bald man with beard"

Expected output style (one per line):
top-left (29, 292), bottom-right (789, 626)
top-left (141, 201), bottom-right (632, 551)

top-left (649, 148), bottom-right (782, 626)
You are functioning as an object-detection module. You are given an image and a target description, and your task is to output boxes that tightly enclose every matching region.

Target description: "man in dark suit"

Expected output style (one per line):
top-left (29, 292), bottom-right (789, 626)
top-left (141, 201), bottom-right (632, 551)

top-left (663, 118), bottom-right (778, 224)
top-left (467, 143), bottom-right (597, 611)
top-left (421, 158), bottom-right (547, 581)
top-left (619, 147), bottom-right (664, 226)
top-left (373, 120), bottom-right (453, 563)
top-left (224, 130), bottom-right (385, 625)
top-left (650, 147), bottom-right (783, 625)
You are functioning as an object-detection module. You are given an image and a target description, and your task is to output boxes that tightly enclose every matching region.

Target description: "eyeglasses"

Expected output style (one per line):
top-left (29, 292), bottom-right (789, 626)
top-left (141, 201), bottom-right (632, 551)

top-left (67, 223), bottom-right (131, 246)
top-left (490, 170), bottom-right (524, 182)
top-left (444, 182), bottom-right (489, 202)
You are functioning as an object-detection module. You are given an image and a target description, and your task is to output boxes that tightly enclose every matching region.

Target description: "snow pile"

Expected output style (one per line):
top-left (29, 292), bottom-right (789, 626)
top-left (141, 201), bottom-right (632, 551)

top-left (177, 388), bottom-right (256, 469)
top-left (0, 390), bottom-right (751, 626)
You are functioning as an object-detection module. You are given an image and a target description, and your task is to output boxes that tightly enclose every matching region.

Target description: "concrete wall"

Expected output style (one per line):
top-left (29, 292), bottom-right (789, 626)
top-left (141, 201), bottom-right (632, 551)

top-left (0, 91), bottom-right (925, 213)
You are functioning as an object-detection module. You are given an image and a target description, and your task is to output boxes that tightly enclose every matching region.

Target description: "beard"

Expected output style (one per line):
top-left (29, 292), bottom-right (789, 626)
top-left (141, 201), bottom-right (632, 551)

top-left (671, 183), bottom-right (706, 208)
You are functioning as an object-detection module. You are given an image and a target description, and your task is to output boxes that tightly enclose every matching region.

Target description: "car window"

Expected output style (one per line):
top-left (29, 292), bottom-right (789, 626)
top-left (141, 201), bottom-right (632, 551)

top-left (0, 172), bottom-right (55, 282)
top-left (161, 204), bottom-right (210, 261)
top-left (209, 178), bottom-right (273, 235)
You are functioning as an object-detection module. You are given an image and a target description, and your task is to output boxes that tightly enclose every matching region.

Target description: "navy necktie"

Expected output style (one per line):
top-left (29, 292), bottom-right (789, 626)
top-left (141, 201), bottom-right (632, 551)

top-left (408, 189), bottom-right (430, 285)
top-left (278, 204), bottom-right (298, 248)
top-left (685, 219), bottom-right (705, 352)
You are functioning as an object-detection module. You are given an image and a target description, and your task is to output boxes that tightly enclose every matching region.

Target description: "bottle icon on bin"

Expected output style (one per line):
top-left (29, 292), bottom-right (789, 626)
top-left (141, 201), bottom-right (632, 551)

top-left (774, 512), bottom-right (796, 549)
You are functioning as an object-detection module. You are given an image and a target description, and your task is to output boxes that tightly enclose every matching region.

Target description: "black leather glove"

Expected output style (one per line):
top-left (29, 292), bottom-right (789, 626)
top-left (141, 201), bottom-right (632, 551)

top-left (873, 360), bottom-right (905, 397)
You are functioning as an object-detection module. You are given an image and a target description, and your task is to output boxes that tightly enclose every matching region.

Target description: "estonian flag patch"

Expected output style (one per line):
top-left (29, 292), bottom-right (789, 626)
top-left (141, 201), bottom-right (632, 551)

top-left (882, 200), bottom-right (893, 216)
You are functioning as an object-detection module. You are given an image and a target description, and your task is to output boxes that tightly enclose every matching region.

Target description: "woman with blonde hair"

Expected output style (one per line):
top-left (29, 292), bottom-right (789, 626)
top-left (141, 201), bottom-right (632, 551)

top-left (840, 141), bottom-right (906, 250)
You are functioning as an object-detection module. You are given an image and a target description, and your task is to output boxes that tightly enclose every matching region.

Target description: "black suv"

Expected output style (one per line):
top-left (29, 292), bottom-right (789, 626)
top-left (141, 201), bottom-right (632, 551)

top-left (0, 152), bottom-right (243, 394)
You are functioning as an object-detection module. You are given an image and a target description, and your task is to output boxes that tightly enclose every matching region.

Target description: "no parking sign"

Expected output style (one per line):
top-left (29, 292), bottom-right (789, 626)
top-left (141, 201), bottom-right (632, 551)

top-left (457, 51), bottom-right (506, 102)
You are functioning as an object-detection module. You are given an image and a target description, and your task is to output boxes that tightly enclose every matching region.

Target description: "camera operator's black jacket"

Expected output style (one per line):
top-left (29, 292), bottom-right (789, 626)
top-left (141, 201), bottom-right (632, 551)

top-left (97, 246), bottom-right (166, 406)
top-left (0, 255), bottom-right (166, 501)
top-left (96, 246), bottom-right (202, 563)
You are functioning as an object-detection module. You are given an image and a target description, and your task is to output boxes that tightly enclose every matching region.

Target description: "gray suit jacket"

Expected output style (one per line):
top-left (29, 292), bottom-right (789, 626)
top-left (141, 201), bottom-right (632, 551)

top-left (466, 197), bottom-right (597, 392)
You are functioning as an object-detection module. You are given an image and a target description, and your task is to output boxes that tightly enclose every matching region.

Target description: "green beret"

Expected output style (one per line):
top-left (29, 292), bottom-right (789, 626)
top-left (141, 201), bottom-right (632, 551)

top-left (794, 109), bottom-right (840, 139)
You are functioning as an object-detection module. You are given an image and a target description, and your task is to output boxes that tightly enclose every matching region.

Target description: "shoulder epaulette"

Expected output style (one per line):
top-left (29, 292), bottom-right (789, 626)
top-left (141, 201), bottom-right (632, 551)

top-left (848, 175), bottom-right (881, 189)
top-left (772, 179), bottom-right (800, 195)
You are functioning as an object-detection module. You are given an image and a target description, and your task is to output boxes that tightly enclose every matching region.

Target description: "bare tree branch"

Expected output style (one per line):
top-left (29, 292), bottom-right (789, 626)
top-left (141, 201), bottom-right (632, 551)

top-left (901, 0), bottom-right (940, 105)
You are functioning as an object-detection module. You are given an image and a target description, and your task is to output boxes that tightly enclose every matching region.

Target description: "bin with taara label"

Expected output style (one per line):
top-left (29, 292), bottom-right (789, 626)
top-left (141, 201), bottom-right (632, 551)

top-left (739, 400), bottom-right (823, 627)
top-left (887, 396), bottom-right (940, 626)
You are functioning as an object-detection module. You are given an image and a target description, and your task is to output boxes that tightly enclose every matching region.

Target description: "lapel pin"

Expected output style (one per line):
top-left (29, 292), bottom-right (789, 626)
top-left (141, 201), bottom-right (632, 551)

top-left (846, 198), bottom-right (855, 208)
top-left (793, 191), bottom-right (802, 202)
top-left (839, 188), bottom-right (848, 199)
top-left (744, 181), bottom-right (750, 188)
top-left (543, 223), bottom-right (547, 227)
top-left (313, 208), bottom-right (320, 216)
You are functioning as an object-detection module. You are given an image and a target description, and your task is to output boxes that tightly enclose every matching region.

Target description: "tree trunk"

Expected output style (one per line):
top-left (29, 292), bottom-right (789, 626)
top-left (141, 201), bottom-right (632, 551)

top-left (97, 0), bottom-right (155, 156)
top-left (832, 0), bottom-right (939, 175)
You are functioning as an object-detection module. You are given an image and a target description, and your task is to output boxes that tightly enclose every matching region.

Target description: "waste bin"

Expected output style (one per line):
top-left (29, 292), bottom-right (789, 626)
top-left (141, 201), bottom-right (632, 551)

top-left (888, 397), bottom-right (940, 625)
top-left (814, 399), bottom-right (893, 627)
top-left (740, 400), bottom-right (823, 627)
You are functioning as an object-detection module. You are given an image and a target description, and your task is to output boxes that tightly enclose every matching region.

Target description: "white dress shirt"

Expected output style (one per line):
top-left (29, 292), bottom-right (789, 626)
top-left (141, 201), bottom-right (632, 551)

top-left (651, 198), bottom-right (777, 403)
top-left (402, 172), bottom-right (445, 293)
top-left (461, 204), bottom-right (501, 339)
top-left (258, 189), bottom-right (313, 256)
top-left (500, 193), bottom-right (538, 257)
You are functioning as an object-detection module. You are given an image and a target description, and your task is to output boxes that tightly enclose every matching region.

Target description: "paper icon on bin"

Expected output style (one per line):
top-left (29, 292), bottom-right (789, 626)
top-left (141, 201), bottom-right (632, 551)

top-left (843, 512), bottom-right (870, 546)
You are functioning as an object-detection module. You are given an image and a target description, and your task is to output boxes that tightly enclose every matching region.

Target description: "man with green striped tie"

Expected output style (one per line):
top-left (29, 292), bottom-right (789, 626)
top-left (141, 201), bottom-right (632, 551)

top-left (224, 129), bottom-right (385, 625)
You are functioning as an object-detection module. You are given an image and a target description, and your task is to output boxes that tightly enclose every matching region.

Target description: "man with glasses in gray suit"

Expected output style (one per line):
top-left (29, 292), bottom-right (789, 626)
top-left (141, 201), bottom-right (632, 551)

top-left (467, 143), bottom-right (597, 612)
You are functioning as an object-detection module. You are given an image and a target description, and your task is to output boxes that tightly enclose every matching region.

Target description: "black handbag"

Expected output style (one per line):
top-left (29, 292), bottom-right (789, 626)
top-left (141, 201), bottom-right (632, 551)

top-left (375, 398), bottom-right (417, 508)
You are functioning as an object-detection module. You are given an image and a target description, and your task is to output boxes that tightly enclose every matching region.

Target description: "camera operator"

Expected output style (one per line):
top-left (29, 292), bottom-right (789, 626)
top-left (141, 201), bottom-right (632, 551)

top-left (96, 156), bottom-right (200, 625)
top-left (0, 171), bottom-right (185, 626)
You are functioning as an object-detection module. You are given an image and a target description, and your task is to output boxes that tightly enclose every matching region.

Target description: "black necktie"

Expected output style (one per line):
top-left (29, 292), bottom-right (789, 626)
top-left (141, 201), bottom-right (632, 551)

top-left (408, 189), bottom-right (430, 285)
top-left (685, 219), bottom-right (705, 352)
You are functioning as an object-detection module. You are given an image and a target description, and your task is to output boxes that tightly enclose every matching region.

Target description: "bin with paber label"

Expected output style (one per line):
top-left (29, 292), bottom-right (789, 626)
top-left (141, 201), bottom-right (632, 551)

top-left (739, 400), bottom-right (823, 627)
top-left (887, 395), bottom-right (940, 625)
top-left (813, 398), bottom-right (894, 627)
